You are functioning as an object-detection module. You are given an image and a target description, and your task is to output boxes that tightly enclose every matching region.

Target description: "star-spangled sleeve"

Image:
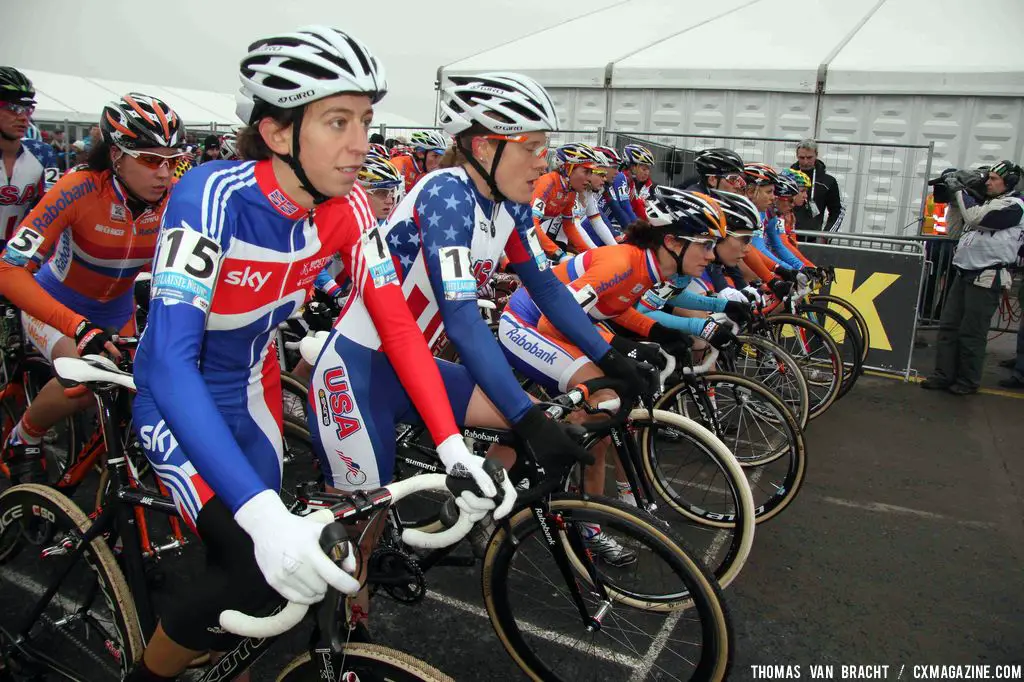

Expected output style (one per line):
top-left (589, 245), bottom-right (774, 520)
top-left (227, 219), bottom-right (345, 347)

top-left (505, 202), bottom-right (611, 361)
top-left (417, 174), bottom-right (535, 423)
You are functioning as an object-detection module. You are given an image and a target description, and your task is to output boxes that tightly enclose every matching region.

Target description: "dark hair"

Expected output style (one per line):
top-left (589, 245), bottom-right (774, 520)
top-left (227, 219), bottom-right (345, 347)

top-left (237, 105), bottom-right (300, 161)
top-left (86, 140), bottom-right (113, 172)
top-left (621, 220), bottom-right (665, 249)
top-left (369, 133), bottom-right (385, 144)
top-left (438, 123), bottom-right (496, 170)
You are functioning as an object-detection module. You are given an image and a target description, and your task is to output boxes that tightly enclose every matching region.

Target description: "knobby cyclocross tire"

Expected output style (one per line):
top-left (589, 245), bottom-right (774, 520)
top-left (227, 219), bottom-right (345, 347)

top-left (809, 294), bottom-right (870, 365)
top-left (0, 484), bottom-right (144, 680)
top-left (276, 644), bottom-right (455, 682)
top-left (798, 303), bottom-right (863, 399)
top-left (761, 314), bottom-right (842, 420)
top-left (732, 334), bottom-right (811, 430)
top-left (650, 374), bottom-right (807, 523)
top-left (628, 408), bottom-right (755, 589)
top-left (482, 495), bottom-right (733, 682)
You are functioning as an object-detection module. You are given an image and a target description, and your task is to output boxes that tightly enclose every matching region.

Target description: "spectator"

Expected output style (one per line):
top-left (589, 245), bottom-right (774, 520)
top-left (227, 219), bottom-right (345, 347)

top-left (200, 134), bottom-right (220, 163)
top-left (50, 129), bottom-right (66, 153)
top-left (84, 124), bottom-right (101, 151)
top-left (922, 161), bottom-right (1023, 395)
top-left (71, 139), bottom-right (87, 166)
top-left (791, 139), bottom-right (844, 233)
top-left (369, 132), bottom-right (385, 145)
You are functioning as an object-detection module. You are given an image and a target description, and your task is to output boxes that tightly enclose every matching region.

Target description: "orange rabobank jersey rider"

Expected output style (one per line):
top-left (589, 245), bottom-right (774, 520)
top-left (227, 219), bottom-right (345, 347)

top-left (390, 129), bottom-right (446, 193)
top-left (531, 143), bottom-right (603, 261)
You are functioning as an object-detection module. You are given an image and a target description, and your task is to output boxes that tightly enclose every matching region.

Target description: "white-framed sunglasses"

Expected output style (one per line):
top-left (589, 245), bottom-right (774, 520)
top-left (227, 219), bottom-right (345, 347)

top-left (117, 144), bottom-right (188, 170)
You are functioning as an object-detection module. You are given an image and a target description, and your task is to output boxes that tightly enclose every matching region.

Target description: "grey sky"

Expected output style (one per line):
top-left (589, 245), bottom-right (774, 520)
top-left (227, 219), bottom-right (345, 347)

top-left (2, 0), bottom-right (623, 124)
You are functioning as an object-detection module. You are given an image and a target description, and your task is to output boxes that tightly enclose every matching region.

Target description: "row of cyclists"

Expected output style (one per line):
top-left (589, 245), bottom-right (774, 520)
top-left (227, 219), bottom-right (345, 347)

top-left (0, 30), bottom-right (827, 680)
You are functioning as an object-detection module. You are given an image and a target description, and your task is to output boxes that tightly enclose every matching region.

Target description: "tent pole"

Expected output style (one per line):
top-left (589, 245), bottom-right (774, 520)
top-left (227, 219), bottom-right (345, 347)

top-left (63, 118), bottom-right (70, 171)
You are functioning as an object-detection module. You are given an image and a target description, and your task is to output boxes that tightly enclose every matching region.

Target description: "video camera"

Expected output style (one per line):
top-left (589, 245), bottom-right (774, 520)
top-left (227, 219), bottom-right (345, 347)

top-left (928, 167), bottom-right (987, 203)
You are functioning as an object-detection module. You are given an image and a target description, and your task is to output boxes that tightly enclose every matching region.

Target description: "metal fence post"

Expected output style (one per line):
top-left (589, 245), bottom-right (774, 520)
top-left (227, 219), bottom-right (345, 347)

top-left (62, 118), bottom-right (70, 171)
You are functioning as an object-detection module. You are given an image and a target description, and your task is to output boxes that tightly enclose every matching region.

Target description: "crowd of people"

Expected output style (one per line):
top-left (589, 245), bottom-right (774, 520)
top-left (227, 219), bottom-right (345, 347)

top-left (1, 21), bottom-right (1021, 679)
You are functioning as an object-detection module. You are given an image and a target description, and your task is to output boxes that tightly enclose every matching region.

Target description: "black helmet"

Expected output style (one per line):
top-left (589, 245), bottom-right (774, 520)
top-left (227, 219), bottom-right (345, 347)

top-left (101, 93), bottom-right (186, 150)
top-left (0, 66), bottom-right (36, 105)
top-left (990, 160), bottom-right (1021, 190)
top-left (710, 189), bottom-right (761, 235)
top-left (651, 186), bottom-right (728, 240)
top-left (694, 147), bottom-right (744, 179)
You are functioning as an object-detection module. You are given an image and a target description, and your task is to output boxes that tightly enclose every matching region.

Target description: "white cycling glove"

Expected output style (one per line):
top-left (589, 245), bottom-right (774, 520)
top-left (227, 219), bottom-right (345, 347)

top-left (741, 286), bottom-right (764, 306)
top-left (437, 435), bottom-right (517, 520)
top-left (718, 287), bottom-right (749, 304)
top-left (234, 490), bottom-right (360, 605)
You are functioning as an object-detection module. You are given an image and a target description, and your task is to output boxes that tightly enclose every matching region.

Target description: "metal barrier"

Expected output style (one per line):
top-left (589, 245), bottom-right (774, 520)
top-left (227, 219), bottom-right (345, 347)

top-left (794, 229), bottom-right (927, 379)
top-left (610, 131), bottom-right (934, 239)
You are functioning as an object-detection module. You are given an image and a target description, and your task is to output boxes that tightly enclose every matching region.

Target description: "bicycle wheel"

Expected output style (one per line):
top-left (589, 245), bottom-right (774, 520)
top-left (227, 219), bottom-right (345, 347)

top-left (798, 303), bottom-right (863, 399)
top-left (483, 495), bottom-right (733, 682)
top-left (729, 335), bottom-right (810, 430)
top-left (277, 643), bottom-right (454, 682)
top-left (280, 415), bottom-right (322, 508)
top-left (653, 374), bottom-right (807, 523)
top-left (809, 294), bottom-right (870, 365)
top-left (18, 355), bottom-right (84, 483)
top-left (614, 408), bottom-right (756, 590)
top-left (281, 370), bottom-right (310, 424)
top-left (0, 484), bottom-right (144, 680)
top-left (761, 314), bottom-right (842, 420)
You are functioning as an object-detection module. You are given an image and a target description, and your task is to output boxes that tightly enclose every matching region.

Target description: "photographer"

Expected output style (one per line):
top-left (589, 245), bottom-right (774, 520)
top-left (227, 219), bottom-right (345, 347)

top-left (922, 160), bottom-right (1023, 395)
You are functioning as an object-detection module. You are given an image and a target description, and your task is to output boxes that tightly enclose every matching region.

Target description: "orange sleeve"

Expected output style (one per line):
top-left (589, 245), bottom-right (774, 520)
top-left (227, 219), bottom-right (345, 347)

top-left (531, 174), bottom-right (561, 257)
top-left (784, 233), bottom-right (815, 267)
top-left (612, 306), bottom-right (655, 336)
top-left (743, 248), bottom-right (777, 283)
top-left (0, 171), bottom-right (92, 337)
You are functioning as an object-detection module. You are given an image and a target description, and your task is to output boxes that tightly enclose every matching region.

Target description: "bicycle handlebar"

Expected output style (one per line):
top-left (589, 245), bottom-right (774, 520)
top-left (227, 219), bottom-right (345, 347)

top-left (218, 472), bottom-right (482, 638)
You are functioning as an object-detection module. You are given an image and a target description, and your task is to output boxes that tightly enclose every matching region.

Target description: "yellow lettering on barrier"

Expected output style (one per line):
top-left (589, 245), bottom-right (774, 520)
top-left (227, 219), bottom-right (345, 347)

top-left (828, 269), bottom-right (900, 351)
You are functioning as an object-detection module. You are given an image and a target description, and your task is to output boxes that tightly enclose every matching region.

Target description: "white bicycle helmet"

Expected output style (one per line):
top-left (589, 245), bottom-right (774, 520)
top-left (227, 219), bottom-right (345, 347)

top-left (220, 133), bottom-right (238, 160)
top-left (410, 130), bottom-right (448, 154)
top-left (236, 25), bottom-right (387, 125)
top-left (235, 25), bottom-right (387, 204)
top-left (438, 72), bottom-right (559, 136)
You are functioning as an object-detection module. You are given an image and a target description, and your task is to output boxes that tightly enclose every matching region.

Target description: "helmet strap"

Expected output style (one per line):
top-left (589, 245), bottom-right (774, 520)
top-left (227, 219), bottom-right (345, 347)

top-left (278, 107), bottom-right (331, 206)
top-left (458, 136), bottom-right (508, 204)
top-left (662, 238), bottom-right (688, 275)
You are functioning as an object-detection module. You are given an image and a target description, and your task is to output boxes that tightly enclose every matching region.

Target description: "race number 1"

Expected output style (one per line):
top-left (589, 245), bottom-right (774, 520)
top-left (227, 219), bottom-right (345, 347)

top-left (152, 228), bottom-right (222, 312)
top-left (438, 246), bottom-right (476, 301)
top-left (1, 226), bottom-right (45, 267)
top-left (361, 224), bottom-right (398, 287)
top-left (570, 283), bottom-right (598, 313)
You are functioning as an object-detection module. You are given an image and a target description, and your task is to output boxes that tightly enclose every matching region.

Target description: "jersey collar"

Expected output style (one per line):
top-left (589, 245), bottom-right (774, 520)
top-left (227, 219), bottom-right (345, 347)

top-left (255, 159), bottom-right (309, 220)
top-left (644, 248), bottom-right (664, 284)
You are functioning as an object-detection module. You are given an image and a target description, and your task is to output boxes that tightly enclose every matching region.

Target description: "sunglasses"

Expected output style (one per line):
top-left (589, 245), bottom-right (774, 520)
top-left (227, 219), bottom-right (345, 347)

top-left (719, 173), bottom-right (746, 187)
top-left (0, 101), bottom-right (35, 117)
top-left (368, 186), bottom-right (402, 201)
top-left (591, 169), bottom-right (608, 177)
top-left (727, 232), bottom-right (753, 245)
top-left (679, 236), bottom-right (719, 252)
top-left (118, 145), bottom-right (188, 170)
top-left (481, 133), bottom-right (549, 158)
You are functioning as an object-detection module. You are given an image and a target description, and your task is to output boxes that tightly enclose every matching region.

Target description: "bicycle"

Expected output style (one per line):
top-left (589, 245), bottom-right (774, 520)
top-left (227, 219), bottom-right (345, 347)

top-left (0, 354), bottom-right (476, 682)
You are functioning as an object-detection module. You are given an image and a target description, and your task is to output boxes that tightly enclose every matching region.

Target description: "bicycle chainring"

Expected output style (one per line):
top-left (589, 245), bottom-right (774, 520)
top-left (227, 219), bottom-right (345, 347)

top-left (367, 547), bottom-right (425, 604)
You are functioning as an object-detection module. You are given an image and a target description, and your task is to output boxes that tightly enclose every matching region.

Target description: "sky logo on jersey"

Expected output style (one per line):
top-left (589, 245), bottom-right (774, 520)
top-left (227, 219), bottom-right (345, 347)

top-left (319, 367), bottom-right (361, 442)
top-left (30, 177), bottom-right (96, 230)
top-left (505, 327), bottom-right (557, 365)
top-left (224, 266), bottom-right (272, 292)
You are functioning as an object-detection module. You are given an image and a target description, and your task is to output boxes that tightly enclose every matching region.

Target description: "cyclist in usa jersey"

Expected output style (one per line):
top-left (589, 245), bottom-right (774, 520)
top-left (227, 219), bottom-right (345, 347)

top-left (0, 93), bottom-right (187, 486)
top-left (126, 27), bottom-right (480, 682)
top-left (0, 67), bottom-right (59, 245)
top-left (310, 70), bottom-right (650, 511)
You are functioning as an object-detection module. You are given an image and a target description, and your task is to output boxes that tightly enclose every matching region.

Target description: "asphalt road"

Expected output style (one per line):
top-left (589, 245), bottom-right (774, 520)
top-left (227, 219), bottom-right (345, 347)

top-left (2, 373), bottom-right (1022, 681)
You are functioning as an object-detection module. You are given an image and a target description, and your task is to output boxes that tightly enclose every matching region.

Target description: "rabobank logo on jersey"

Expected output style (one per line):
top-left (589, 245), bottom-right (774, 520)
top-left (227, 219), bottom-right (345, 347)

top-left (505, 326), bottom-right (557, 365)
top-left (31, 177), bottom-right (97, 231)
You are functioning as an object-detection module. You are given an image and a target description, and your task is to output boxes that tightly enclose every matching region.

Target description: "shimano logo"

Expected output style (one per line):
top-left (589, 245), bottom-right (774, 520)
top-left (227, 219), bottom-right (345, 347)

top-left (505, 328), bottom-right (557, 365)
top-left (278, 89), bottom-right (315, 104)
top-left (224, 266), bottom-right (271, 292)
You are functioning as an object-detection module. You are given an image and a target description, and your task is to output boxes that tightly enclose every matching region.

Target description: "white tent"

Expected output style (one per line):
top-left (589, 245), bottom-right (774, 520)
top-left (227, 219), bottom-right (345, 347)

top-left (23, 69), bottom-right (432, 131)
top-left (439, 0), bottom-right (1024, 235)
